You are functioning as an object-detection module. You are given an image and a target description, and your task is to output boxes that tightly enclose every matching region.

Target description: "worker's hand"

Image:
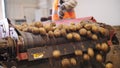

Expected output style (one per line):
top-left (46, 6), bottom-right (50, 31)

top-left (58, 9), bottom-right (64, 19)
top-left (62, 0), bottom-right (77, 10)
top-left (59, 5), bottom-right (65, 10)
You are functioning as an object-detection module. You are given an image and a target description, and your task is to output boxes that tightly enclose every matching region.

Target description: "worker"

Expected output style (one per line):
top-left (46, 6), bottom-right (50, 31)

top-left (0, 18), bottom-right (9, 38)
top-left (52, 0), bottom-right (77, 21)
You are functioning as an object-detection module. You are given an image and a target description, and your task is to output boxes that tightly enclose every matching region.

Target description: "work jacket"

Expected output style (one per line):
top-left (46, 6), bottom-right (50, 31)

top-left (52, 0), bottom-right (77, 21)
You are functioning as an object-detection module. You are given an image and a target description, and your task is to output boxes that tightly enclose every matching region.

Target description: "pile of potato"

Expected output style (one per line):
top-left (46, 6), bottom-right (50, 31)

top-left (14, 21), bottom-right (109, 41)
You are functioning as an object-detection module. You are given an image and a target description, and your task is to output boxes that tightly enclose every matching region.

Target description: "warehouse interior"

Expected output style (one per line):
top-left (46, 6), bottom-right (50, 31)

top-left (0, 0), bottom-right (120, 68)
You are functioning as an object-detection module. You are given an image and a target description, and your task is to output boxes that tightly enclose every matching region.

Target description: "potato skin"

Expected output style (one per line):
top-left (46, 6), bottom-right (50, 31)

top-left (53, 50), bottom-right (61, 58)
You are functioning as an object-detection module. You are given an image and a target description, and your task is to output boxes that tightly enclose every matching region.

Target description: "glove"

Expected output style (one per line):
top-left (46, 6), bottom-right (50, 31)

top-left (62, 0), bottom-right (77, 10)
top-left (58, 7), bottom-right (64, 19)
top-left (59, 4), bottom-right (65, 10)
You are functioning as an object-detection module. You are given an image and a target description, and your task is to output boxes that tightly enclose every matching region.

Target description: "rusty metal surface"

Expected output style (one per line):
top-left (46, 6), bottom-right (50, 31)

top-left (27, 37), bottom-right (108, 61)
top-left (106, 26), bottom-right (120, 68)
top-left (106, 45), bottom-right (120, 68)
top-left (0, 37), bottom-right (16, 55)
top-left (19, 31), bottom-right (109, 52)
top-left (0, 39), bottom-right (7, 48)
top-left (13, 26), bottom-right (119, 68)
top-left (114, 26), bottom-right (120, 41)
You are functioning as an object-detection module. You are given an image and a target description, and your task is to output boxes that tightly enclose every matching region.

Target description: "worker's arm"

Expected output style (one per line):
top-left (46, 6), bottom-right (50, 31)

top-left (60, 0), bottom-right (77, 10)
top-left (58, 0), bottom-right (77, 19)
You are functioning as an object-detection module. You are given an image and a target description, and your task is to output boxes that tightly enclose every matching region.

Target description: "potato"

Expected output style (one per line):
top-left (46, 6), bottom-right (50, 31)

top-left (52, 27), bottom-right (57, 31)
top-left (18, 27), bottom-right (22, 31)
top-left (72, 33), bottom-right (81, 41)
top-left (34, 22), bottom-right (43, 28)
top-left (92, 25), bottom-right (99, 33)
top-left (70, 22), bottom-right (75, 25)
top-left (84, 24), bottom-right (92, 30)
top-left (50, 22), bottom-right (56, 27)
top-left (83, 54), bottom-right (90, 61)
top-left (16, 25), bottom-right (23, 31)
top-left (99, 27), bottom-right (106, 35)
top-left (87, 31), bottom-right (92, 38)
top-left (79, 28), bottom-right (87, 36)
top-left (69, 25), bottom-right (77, 31)
top-left (21, 23), bottom-right (28, 30)
top-left (70, 58), bottom-right (77, 66)
top-left (53, 50), bottom-right (61, 58)
top-left (61, 58), bottom-right (70, 67)
top-left (32, 27), bottom-right (39, 34)
top-left (66, 33), bottom-right (73, 40)
top-left (22, 28), bottom-right (28, 32)
top-left (105, 63), bottom-right (113, 68)
top-left (30, 23), bottom-right (35, 27)
top-left (75, 50), bottom-right (83, 56)
top-left (80, 21), bottom-right (86, 26)
top-left (96, 54), bottom-right (103, 62)
top-left (44, 24), bottom-right (52, 32)
top-left (88, 48), bottom-right (94, 57)
top-left (27, 26), bottom-right (33, 32)
top-left (39, 27), bottom-right (46, 35)
top-left (58, 24), bottom-right (64, 30)
top-left (21, 22), bottom-right (28, 26)
top-left (14, 25), bottom-right (19, 29)
top-left (99, 27), bottom-right (109, 36)
top-left (48, 31), bottom-right (54, 37)
top-left (92, 34), bottom-right (98, 40)
top-left (63, 25), bottom-right (70, 32)
top-left (76, 23), bottom-right (82, 30)
top-left (54, 29), bottom-right (61, 37)
top-left (61, 29), bottom-right (67, 36)
top-left (96, 43), bottom-right (101, 50)
top-left (101, 43), bottom-right (108, 52)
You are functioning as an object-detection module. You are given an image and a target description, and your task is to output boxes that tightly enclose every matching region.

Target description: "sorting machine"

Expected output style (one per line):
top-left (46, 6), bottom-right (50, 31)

top-left (0, 17), bottom-right (119, 68)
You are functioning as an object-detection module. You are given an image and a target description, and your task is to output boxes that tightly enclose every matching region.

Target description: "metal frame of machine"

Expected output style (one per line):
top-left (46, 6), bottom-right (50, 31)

top-left (0, 17), bottom-right (119, 68)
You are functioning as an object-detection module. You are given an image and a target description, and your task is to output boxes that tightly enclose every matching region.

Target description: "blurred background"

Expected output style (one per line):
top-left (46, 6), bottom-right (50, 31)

top-left (0, 0), bottom-right (120, 25)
